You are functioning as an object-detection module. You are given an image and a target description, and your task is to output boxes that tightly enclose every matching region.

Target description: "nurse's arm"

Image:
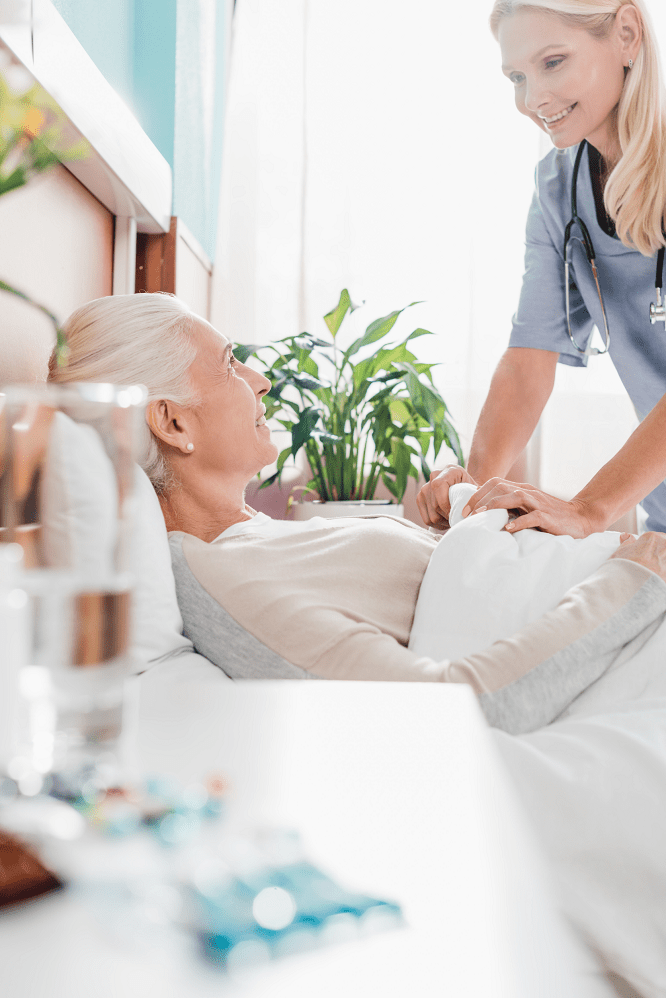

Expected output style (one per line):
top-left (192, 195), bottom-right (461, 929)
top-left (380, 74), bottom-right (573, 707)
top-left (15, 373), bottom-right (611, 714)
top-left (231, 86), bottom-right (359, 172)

top-left (467, 391), bottom-right (666, 536)
top-left (466, 346), bottom-right (559, 482)
top-left (573, 391), bottom-right (666, 528)
top-left (416, 347), bottom-right (558, 529)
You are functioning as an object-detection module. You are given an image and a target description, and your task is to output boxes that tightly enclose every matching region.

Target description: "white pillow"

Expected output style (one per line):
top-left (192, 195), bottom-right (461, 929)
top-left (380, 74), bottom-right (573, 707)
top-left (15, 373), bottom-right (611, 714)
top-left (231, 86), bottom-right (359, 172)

top-left (40, 411), bottom-right (195, 671)
top-left (42, 412), bottom-right (118, 578)
top-left (127, 464), bottom-right (195, 668)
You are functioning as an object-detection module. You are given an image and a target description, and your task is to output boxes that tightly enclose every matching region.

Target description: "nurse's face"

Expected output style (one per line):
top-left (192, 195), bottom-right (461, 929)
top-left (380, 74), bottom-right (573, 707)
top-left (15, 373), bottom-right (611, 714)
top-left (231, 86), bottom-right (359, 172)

top-left (497, 8), bottom-right (640, 159)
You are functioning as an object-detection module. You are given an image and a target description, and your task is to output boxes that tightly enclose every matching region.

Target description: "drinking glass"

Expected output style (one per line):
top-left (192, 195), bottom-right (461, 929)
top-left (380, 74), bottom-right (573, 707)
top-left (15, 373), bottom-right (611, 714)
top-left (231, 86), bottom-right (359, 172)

top-left (0, 383), bottom-right (146, 790)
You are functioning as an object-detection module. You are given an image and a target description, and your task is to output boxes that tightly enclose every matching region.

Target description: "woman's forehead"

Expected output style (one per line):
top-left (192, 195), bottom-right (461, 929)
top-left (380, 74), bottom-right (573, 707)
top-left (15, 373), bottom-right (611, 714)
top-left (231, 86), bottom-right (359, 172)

top-left (499, 9), bottom-right (579, 64)
top-left (192, 317), bottom-right (230, 354)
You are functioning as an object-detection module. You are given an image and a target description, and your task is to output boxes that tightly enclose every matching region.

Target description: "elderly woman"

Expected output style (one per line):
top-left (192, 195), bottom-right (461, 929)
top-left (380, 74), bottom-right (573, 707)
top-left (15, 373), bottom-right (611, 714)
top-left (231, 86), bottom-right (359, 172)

top-left (48, 292), bottom-right (666, 731)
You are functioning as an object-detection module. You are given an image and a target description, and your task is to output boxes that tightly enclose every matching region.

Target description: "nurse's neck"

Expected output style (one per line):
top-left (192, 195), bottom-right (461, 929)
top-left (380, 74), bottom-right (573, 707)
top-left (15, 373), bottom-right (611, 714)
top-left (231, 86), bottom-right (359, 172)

top-left (586, 115), bottom-right (621, 175)
top-left (588, 141), bottom-right (619, 172)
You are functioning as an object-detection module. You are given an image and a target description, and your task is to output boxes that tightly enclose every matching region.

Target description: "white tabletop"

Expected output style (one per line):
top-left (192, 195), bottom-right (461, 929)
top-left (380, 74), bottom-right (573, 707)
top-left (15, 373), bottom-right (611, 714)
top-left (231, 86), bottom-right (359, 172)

top-left (1, 678), bottom-right (615, 997)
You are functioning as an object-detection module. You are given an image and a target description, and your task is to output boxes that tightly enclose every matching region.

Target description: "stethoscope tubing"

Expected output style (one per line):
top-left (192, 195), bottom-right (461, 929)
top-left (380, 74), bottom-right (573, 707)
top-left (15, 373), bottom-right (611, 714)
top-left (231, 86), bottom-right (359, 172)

top-left (564, 139), bottom-right (666, 354)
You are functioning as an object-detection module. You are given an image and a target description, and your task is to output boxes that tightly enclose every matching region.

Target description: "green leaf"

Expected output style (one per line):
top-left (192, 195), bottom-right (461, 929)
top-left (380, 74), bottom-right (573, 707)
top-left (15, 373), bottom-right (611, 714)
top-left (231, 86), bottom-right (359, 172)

top-left (374, 371), bottom-right (402, 384)
top-left (381, 473), bottom-right (401, 501)
top-left (344, 301), bottom-right (421, 362)
top-left (267, 379), bottom-right (288, 402)
top-left (345, 309), bottom-right (401, 360)
top-left (393, 362), bottom-right (446, 425)
top-left (406, 327), bottom-right (434, 341)
top-left (259, 471), bottom-right (279, 490)
top-left (233, 343), bottom-right (262, 363)
top-left (388, 397), bottom-right (412, 425)
top-left (264, 398), bottom-right (282, 420)
top-left (370, 343), bottom-right (416, 375)
top-left (0, 166), bottom-right (28, 197)
top-left (440, 415), bottom-right (465, 465)
top-left (312, 431), bottom-right (343, 444)
top-left (390, 438), bottom-right (412, 502)
top-left (291, 406), bottom-right (321, 457)
top-left (294, 335), bottom-right (332, 350)
top-left (290, 371), bottom-right (328, 391)
top-left (277, 447), bottom-right (292, 473)
top-left (351, 356), bottom-right (375, 390)
top-left (299, 354), bottom-right (320, 378)
top-left (323, 289), bottom-right (358, 338)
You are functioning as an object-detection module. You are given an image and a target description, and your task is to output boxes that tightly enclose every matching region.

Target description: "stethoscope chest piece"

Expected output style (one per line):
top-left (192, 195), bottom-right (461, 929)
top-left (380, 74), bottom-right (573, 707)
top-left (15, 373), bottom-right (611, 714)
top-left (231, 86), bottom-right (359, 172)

top-left (650, 247), bottom-right (666, 325)
top-left (565, 142), bottom-right (666, 345)
top-left (650, 298), bottom-right (666, 325)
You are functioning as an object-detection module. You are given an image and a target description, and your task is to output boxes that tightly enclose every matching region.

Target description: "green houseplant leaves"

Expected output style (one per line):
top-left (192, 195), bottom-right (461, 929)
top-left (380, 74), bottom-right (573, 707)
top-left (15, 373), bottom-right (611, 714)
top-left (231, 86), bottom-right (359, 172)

top-left (238, 290), bottom-right (463, 504)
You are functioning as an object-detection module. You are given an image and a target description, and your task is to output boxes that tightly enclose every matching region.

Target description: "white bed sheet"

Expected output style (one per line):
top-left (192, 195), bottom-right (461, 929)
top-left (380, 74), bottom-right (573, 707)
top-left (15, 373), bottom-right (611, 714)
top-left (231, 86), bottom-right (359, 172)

top-left (408, 485), bottom-right (666, 997)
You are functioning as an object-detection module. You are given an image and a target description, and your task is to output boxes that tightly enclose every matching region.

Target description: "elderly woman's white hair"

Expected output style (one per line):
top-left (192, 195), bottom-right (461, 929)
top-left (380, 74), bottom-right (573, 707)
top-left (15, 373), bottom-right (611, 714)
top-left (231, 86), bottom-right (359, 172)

top-left (48, 292), bottom-right (201, 492)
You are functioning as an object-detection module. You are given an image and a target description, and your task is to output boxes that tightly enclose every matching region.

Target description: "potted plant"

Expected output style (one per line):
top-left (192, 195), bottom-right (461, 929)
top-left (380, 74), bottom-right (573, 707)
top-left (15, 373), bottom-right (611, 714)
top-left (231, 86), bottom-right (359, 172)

top-left (235, 289), bottom-right (463, 518)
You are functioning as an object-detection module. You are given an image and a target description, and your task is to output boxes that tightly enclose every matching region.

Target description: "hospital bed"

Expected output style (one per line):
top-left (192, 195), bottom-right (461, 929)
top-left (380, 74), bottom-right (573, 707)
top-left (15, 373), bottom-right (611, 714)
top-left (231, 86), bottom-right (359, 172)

top-left (2, 399), bottom-right (662, 997)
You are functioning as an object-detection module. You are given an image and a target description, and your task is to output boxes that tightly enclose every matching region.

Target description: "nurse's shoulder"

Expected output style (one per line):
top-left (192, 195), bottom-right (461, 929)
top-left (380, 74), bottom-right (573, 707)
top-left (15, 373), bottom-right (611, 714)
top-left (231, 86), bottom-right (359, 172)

top-left (534, 146), bottom-right (578, 215)
top-left (532, 144), bottom-right (577, 241)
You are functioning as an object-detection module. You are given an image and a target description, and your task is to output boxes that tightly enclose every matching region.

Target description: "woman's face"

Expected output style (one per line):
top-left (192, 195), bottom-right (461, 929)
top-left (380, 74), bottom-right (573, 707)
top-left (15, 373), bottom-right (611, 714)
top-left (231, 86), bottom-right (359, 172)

top-left (187, 319), bottom-right (278, 482)
top-left (497, 9), bottom-right (628, 156)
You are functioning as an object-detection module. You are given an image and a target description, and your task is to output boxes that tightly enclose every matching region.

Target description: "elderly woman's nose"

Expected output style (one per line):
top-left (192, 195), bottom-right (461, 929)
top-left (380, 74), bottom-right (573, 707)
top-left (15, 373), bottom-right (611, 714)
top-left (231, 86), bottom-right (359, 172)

top-left (241, 362), bottom-right (271, 396)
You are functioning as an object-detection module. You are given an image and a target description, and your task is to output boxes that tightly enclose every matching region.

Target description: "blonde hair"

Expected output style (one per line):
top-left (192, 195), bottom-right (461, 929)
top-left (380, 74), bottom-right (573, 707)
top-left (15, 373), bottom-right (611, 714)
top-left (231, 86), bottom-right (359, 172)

top-left (48, 293), bottom-right (200, 492)
top-left (490, 0), bottom-right (666, 256)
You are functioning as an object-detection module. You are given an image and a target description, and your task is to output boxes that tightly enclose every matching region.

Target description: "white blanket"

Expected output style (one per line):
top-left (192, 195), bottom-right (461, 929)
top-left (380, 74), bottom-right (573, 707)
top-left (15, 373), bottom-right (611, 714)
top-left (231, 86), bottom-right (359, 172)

top-left (409, 484), bottom-right (666, 714)
top-left (409, 485), bottom-right (666, 997)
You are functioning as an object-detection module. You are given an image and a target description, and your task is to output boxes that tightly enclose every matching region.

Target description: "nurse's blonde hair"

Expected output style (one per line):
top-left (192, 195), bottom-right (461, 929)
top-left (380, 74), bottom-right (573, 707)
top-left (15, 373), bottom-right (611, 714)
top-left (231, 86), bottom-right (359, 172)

top-left (48, 293), bottom-right (200, 493)
top-left (490, 0), bottom-right (666, 257)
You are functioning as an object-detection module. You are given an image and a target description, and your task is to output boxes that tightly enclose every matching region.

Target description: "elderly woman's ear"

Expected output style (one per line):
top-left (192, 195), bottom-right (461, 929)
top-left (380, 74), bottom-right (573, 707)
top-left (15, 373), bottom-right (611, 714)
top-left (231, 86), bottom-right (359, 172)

top-left (146, 399), bottom-right (195, 455)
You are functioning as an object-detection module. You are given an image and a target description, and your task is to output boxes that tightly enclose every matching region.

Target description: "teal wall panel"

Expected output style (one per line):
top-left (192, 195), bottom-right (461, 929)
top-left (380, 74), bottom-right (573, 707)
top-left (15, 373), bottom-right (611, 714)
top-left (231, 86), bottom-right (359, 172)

top-left (208, 2), bottom-right (228, 262)
top-left (51, 0), bottom-right (135, 108)
top-left (173, 0), bottom-right (227, 259)
top-left (50, 0), bottom-right (228, 258)
top-left (134, 0), bottom-right (178, 166)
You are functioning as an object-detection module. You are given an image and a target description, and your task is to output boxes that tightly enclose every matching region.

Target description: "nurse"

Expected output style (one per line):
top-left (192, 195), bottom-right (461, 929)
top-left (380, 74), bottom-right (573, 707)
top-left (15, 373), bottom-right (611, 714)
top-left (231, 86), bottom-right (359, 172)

top-left (417, 0), bottom-right (666, 537)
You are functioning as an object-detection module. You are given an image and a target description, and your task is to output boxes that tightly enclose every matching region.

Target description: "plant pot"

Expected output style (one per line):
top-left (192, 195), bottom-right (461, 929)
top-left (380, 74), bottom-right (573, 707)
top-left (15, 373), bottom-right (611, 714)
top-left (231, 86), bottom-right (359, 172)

top-left (290, 499), bottom-right (404, 521)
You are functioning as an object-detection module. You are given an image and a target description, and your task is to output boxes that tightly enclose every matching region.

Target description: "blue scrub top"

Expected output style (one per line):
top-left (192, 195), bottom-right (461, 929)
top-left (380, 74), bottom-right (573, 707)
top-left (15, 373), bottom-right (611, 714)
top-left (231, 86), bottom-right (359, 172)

top-left (509, 143), bottom-right (666, 531)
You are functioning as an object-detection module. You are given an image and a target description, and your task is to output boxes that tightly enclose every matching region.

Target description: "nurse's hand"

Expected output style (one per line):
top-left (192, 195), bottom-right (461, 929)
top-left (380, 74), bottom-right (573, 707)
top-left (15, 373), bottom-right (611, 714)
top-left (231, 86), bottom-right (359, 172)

top-left (462, 478), bottom-right (598, 538)
top-left (416, 465), bottom-right (478, 529)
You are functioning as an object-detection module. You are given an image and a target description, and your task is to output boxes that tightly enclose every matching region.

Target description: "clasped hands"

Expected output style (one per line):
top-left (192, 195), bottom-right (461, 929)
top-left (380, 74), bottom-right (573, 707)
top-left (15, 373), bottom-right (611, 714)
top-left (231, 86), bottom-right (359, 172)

top-left (416, 465), bottom-right (666, 581)
top-left (416, 465), bottom-right (598, 538)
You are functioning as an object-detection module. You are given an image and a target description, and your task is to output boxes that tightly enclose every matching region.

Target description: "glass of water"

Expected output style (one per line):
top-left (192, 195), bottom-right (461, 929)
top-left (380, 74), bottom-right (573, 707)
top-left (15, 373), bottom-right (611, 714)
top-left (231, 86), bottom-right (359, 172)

top-left (0, 382), bottom-right (147, 790)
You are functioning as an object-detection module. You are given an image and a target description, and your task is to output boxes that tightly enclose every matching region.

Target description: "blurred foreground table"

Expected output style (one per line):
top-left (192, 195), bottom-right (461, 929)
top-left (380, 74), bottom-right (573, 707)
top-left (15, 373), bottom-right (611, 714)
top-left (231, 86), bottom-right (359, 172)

top-left (0, 679), bottom-right (615, 997)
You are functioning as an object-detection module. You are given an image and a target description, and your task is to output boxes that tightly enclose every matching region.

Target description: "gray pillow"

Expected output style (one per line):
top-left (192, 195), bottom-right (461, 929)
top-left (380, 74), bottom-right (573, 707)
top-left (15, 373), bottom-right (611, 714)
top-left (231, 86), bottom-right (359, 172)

top-left (169, 533), bottom-right (318, 681)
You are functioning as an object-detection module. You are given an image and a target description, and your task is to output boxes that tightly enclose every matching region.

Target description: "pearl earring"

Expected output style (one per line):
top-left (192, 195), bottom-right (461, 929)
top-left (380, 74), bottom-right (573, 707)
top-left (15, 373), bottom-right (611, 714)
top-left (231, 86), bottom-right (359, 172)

top-left (186, 442), bottom-right (194, 452)
top-left (628, 58), bottom-right (634, 69)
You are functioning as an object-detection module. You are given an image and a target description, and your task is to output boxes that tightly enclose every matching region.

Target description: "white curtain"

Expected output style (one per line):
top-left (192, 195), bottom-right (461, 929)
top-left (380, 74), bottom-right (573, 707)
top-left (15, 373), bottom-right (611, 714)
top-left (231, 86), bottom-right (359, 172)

top-left (212, 0), bottom-right (666, 499)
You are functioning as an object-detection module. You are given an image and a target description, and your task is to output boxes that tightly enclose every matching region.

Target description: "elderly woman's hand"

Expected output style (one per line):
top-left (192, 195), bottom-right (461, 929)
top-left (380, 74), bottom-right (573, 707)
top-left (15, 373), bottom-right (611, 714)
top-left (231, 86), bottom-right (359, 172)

top-left (416, 465), bottom-right (478, 529)
top-left (610, 531), bottom-right (666, 585)
top-left (462, 478), bottom-right (600, 538)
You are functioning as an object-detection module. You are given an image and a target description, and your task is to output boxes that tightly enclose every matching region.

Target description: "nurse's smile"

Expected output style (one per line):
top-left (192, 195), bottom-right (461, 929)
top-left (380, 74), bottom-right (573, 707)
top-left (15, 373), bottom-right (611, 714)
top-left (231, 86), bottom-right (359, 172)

top-left (498, 8), bottom-right (627, 161)
top-left (540, 101), bottom-right (577, 127)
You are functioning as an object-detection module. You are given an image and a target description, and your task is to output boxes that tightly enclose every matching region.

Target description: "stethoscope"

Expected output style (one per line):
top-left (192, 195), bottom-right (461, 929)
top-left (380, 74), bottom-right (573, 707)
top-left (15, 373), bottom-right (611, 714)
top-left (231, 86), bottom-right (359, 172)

top-left (564, 139), bottom-right (666, 356)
